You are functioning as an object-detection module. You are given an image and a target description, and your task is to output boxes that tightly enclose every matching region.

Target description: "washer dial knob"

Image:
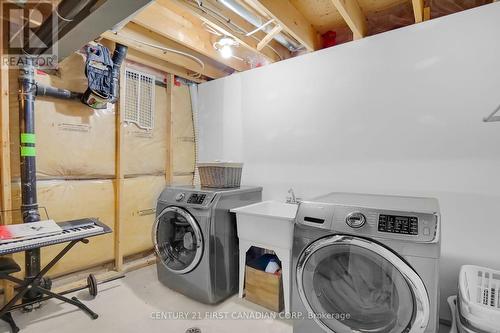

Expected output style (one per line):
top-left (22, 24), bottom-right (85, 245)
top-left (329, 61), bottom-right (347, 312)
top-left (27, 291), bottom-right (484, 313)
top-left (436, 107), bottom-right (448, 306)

top-left (346, 212), bottom-right (366, 228)
top-left (175, 193), bottom-right (185, 202)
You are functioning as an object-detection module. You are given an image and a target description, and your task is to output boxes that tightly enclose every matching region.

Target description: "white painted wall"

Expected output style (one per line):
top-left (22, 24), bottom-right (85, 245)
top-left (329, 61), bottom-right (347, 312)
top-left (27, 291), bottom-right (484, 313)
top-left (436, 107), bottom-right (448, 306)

top-left (197, 3), bottom-right (500, 320)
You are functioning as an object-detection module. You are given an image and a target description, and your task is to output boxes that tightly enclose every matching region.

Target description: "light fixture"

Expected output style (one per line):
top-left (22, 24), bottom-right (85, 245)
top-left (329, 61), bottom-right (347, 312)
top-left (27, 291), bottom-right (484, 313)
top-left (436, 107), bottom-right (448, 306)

top-left (214, 36), bottom-right (238, 59)
top-left (219, 44), bottom-right (233, 59)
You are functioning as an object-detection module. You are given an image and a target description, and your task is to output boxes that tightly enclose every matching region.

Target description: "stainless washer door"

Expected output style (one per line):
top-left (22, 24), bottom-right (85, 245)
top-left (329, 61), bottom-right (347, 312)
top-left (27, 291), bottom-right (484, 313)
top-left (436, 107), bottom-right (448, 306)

top-left (296, 234), bottom-right (429, 333)
top-left (153, 206), bottom-right (204, 275)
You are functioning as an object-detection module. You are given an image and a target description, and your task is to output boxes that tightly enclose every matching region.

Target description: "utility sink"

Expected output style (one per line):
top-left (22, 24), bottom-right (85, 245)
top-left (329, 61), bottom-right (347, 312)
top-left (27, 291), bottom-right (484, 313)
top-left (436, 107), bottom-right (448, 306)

top-left (232, 200), bottom-right (298, 313)
top-left (231, 201), bottom-right (298, 249)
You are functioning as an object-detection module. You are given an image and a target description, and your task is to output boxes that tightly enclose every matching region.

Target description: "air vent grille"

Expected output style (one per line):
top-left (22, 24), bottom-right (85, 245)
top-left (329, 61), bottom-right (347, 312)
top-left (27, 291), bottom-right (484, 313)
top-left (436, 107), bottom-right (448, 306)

top-left (124, 68), bottom-right (155, 130)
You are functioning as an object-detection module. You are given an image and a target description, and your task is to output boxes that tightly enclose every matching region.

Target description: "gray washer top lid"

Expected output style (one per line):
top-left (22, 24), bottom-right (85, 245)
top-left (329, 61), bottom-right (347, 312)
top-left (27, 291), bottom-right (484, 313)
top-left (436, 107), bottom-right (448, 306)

top-left (310, 192), bottom-right (440, 214)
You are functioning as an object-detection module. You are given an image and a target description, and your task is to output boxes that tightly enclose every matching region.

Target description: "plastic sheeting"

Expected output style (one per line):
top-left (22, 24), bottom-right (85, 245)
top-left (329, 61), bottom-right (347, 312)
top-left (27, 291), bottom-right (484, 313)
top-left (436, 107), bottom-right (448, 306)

top-left (430, 0), bottom-right (492, 18)
top-left (366, 2), bottom-right (415, 36)
top-left (364, 0), bottom-right (492, 36)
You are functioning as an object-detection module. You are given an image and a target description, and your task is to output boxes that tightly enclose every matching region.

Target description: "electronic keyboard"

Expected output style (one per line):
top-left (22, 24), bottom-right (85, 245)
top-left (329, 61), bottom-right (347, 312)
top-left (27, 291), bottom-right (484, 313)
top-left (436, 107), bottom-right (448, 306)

top-left (0, 218), bottom-right (111, 256)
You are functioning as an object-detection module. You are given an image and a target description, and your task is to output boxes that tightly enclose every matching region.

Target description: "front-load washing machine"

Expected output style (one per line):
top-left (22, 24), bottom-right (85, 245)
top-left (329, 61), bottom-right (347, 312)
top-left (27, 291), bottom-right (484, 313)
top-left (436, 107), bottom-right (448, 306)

top-left (292, 192), bottom-right (440, 333)
top-left (154, 185), bottom-right (262, 304)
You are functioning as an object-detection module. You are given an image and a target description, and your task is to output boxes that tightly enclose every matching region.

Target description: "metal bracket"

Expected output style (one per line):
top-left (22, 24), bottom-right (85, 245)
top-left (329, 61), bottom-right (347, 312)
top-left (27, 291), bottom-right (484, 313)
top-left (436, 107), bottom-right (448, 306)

top-left (483, 104), bottom-right (500, 122)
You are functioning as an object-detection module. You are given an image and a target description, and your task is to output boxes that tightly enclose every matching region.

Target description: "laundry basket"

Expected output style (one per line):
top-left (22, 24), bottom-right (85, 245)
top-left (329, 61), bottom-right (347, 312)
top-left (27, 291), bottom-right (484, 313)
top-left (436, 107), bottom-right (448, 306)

top-left (197, 162), bottom-right (243, 188)
top-left (457, 265), bottom-right (500, 333)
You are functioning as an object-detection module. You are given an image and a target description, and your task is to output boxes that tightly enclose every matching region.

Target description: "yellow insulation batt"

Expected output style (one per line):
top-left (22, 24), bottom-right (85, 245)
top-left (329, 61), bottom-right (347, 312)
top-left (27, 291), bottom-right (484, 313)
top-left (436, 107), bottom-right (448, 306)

top-left (9, 53), bottom-right (175, 179)
top-left (11, 179), bottom-right (115, 277)
top-left (9, 54), bottom-right (116, 179)
top-left (122, 84), bottom-right (168, 177)
top-left (9, 176), bottom-right (174, 277)
top-left (172, 83), bottom-right (195, 177)
top-left (122, 175), bottom-right (166, 256)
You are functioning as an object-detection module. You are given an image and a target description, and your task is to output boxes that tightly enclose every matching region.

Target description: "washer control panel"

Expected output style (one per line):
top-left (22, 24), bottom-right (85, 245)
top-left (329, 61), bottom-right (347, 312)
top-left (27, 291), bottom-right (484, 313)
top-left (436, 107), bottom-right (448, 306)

top-left (378, 214), bottom-right (418, 235)
top-left (331, 206), bottom-right (438, 243)
top-left (187, 193), bottom-right (207, 205)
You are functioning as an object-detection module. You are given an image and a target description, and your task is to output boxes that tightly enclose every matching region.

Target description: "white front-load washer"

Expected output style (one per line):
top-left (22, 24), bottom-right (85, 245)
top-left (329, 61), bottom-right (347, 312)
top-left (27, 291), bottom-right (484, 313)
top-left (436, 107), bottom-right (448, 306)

top-left (292, 192), bottom-right (440, 333)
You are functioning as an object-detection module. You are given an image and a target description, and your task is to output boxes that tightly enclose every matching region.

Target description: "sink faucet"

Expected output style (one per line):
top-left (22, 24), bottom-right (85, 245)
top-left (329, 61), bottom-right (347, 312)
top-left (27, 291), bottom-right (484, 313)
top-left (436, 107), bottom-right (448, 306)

top-left (286, 188), bottom-right (301, 204)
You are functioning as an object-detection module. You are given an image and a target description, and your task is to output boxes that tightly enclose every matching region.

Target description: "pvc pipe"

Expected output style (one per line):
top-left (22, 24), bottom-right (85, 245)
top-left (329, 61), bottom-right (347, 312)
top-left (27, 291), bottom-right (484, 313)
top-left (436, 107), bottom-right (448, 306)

top-left (18, 57), bottom-right (42, 303)
top-left (36, 84), bottom-right (82, 100)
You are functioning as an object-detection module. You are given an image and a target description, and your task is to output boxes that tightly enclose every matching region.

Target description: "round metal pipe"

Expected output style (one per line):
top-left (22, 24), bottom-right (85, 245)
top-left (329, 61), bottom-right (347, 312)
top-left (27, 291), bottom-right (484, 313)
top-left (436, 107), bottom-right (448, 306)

top-left (217, 0), bottom-right (301, 51)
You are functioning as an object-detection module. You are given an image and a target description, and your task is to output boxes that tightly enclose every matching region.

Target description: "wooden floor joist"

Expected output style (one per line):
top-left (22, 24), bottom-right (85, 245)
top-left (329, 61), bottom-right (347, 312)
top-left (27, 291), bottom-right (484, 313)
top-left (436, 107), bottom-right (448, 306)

top-left (423, 7), bottom-right (431, 21)
top-left (133, 1), bottom-right (250, 72)
top-left (168, 0), bottom-right (291, 63)
top-left (330, 0), bottom-right (367, 40)
top-left (412, 0), bottom-right (425, 23)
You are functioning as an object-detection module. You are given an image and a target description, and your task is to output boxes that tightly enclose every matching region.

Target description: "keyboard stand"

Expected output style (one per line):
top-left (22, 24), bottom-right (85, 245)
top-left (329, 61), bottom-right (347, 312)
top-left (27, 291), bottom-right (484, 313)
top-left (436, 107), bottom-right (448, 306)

top-left (0, 239), bottom-right (98, 333)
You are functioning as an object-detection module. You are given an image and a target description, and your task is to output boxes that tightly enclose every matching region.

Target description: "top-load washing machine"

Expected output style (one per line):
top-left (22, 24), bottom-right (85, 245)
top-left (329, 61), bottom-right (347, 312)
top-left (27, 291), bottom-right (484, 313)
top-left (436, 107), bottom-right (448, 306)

top-left (292, 192), bottom-right (440, 333)
top-left (154, 185), bottom-right (262, 304)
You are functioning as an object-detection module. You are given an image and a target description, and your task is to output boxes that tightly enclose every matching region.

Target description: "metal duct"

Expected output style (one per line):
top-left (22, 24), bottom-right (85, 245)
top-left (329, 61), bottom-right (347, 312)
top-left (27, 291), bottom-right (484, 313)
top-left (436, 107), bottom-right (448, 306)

top-left (217, 0), bottom-right (302, 51)
top-left (25, 0), bottom-right (153, 61)
top-left (24, 0), bottom-right (97, 56)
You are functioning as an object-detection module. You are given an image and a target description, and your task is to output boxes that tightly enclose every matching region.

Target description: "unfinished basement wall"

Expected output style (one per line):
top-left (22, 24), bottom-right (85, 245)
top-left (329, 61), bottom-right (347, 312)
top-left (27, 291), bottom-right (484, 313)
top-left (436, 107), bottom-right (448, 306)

top-left (197, 3), bottom-right (500, 321)
top-left (4, 50), bottom-right (195, 277)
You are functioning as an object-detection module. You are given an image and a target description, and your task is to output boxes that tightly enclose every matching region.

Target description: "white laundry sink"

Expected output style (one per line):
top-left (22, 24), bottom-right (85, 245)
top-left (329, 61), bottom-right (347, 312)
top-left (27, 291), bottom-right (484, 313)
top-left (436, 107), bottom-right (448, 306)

top-left (231, 201), bottom-right (298, 249)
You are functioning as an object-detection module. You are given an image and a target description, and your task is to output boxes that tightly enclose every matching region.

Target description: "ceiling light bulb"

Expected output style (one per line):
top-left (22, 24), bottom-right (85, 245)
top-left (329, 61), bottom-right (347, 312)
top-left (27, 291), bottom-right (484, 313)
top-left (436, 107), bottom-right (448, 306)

top-left (220, 45), bottom-right (233, 59)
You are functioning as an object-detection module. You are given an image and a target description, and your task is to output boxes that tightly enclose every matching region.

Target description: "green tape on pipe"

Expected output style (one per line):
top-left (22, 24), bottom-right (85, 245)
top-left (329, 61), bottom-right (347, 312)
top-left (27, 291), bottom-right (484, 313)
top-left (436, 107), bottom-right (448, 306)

top-left (21, 133), bottom-right (36, 144)
top-left (20, 146), bottom-right (36, 157)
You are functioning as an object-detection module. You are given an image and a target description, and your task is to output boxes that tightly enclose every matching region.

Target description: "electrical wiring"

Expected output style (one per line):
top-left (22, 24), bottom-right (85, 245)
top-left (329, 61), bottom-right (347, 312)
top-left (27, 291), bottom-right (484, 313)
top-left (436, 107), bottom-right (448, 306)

top-left (111, 31), bottom-right (205, 78)
top-left (202, 22), bottom-right (223, 36)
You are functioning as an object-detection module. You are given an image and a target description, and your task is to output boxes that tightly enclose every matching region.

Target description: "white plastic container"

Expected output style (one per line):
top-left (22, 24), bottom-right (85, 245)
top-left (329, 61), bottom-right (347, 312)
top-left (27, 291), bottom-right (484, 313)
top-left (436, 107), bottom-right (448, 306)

top-left (458, 265), bottom-right (500, 333)
top-left (197, 162), bottom-right (243, 188)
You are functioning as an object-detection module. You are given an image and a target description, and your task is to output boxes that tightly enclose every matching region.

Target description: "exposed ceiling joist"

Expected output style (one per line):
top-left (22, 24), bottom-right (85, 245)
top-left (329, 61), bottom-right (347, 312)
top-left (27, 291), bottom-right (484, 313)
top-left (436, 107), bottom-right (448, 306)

top-left (246, 0), bottom-right (320, 52)
top-left (424, 6), bottom-right (431, 21)
top-left (101, 38), bottom-right (206, 83)
top-left (132, 1), bottom-right (251, 72)
top-left (330, 0), bottom-right (367, 40)
top-left (166, 0), bottom-right (291, 63)
top-left (412, 0), bottom-right (424, 23)
top-left (102, 23), bottom-right (230, 79)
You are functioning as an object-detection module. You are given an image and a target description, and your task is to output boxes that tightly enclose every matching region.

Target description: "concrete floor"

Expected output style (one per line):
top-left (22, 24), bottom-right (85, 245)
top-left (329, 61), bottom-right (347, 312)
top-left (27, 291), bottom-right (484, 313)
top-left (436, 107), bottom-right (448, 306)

top-left (0, 265), bottom-right (451, 333)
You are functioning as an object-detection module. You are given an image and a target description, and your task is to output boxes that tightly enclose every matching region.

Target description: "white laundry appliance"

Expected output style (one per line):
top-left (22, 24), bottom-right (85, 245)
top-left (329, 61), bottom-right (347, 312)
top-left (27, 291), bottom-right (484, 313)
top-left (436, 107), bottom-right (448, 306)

top-left (291, 192), bottom-right (441, 333)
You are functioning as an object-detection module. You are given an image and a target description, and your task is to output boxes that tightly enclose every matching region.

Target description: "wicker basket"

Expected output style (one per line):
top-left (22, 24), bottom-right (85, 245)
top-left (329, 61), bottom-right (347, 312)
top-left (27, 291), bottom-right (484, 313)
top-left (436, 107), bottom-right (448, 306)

top-left (198, 162), bottom-right (243, 188)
